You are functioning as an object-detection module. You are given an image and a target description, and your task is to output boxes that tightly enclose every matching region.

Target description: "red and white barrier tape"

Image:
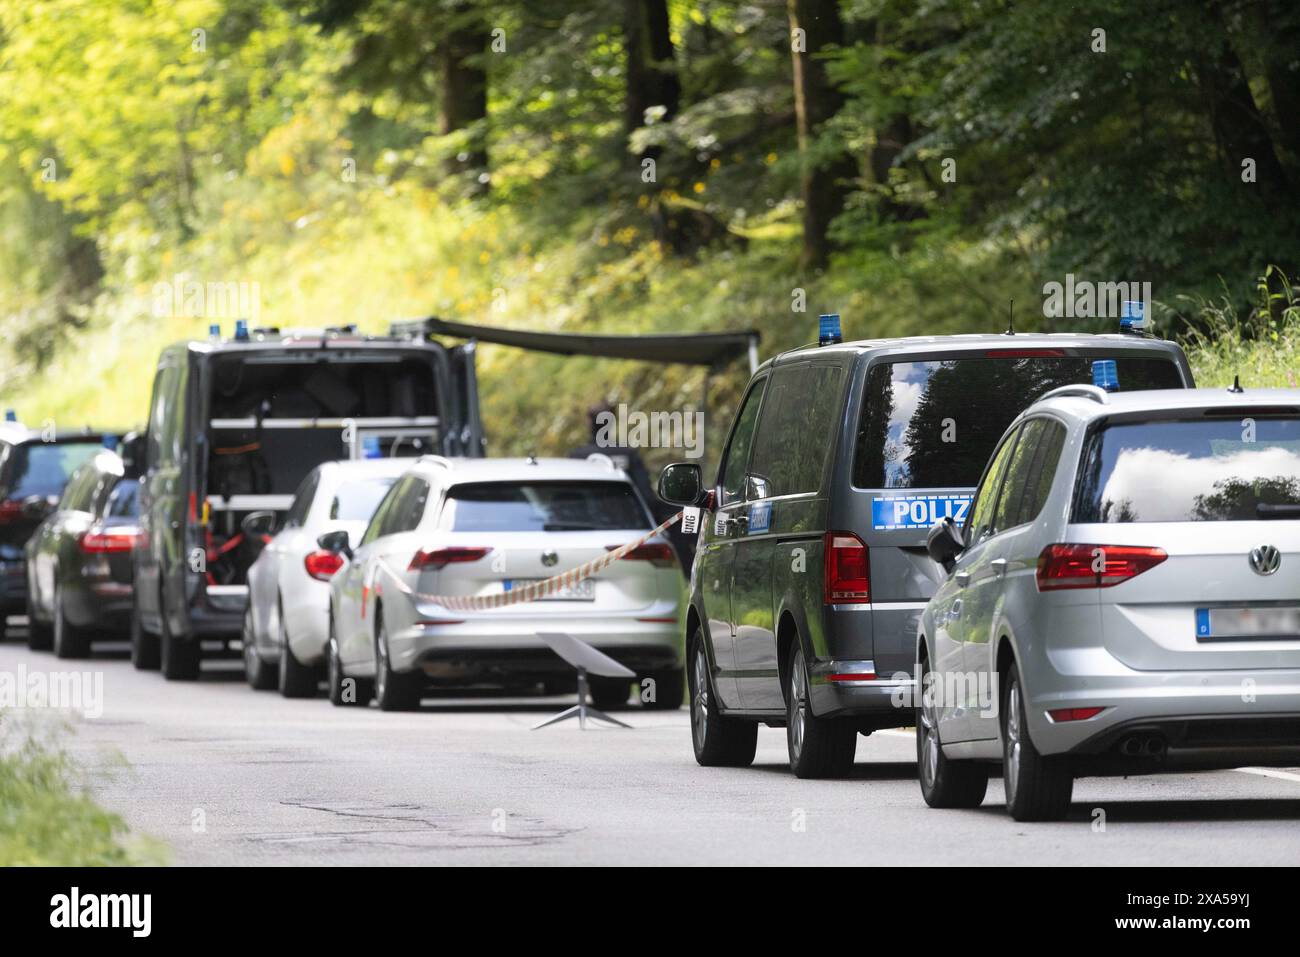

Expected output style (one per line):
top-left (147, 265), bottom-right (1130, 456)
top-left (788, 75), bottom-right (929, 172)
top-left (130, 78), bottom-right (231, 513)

top-left (374, 510), bottom-right (683, 612)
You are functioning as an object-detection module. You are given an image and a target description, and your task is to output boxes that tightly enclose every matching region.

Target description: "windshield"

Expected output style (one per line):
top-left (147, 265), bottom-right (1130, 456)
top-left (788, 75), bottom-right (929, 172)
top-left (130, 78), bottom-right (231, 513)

top-left (106, 479), bottom-right (140, 519)
top-left (329, 477), bottom-right (399, 521)
top-left (439, 481), bottom-right (650, 532)
top-left (1073, 416), bottom-right (1300, 523)
top-left (854, 354), bottom-right (1184, 489)
top-left (5, 441), bottom-right (104, 499)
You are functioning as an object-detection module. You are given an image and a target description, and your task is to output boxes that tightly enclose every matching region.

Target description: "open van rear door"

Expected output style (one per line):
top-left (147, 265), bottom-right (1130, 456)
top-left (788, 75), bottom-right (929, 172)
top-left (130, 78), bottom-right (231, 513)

top-left (448, 341), bottom-right (486, 457)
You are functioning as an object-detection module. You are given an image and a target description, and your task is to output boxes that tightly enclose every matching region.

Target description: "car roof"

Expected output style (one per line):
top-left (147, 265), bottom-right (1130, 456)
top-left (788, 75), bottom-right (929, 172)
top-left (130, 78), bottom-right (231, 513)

top-left (759, 332), bottom-right (1185, 372)
top-left (317, 458), bottom-right (422, 481)
top-left (405, 455), bottom-right (631, 485)
top-left (1028, 387), bottom-right (1300, 427)
top-left (165, 330), bottom-right (444, 356)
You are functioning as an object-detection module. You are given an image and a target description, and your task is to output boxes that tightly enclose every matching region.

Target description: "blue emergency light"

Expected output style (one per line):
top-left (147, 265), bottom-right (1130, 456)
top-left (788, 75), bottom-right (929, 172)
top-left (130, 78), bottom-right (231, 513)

top-left (1092, 359), bottom-right (1120, 393)
top-left (3, 409), bottom-right (15, 422)
top-left (102, 434), bottom-right (118, 451)
top-left (234, 319), bottom-right (250, 342)
top-left (362, 435), bottom-right (381, 459)
top-left (1120, 300), bottom-right (1146, 333)
top-left (819, 314), bottom-right (842, 346)
top-left (208, 323), bottom-right (221, 340)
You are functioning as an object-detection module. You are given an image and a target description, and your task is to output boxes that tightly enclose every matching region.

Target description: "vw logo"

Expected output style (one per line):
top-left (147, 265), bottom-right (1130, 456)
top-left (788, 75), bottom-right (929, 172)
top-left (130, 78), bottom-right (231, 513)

top-left (540, 551), bottom-right (559, 568)
top-left (1249, 545), bottom-right (1281, 576)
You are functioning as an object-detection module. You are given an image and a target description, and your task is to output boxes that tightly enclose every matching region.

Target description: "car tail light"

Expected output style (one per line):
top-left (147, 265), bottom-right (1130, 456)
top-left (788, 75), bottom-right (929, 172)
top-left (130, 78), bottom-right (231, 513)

top-left (408, 546), bottom-right (491, 571)
top-left (1036, 543), bottom-right (1167, 590)
top-left (304, 549), bottom-right (346, 581)
top-left (1048, 706), bottom-right (1106, 722)
top-left (607, 542), bottom-right (676, 567)
top-left (0, 500), bottom-right (24, 523)
top-left (824, 531), bottom-right (870, 604)
top-left (827, 672), bottom-right (877, 683)
top-left (79, 527), bottom-right (144, 553)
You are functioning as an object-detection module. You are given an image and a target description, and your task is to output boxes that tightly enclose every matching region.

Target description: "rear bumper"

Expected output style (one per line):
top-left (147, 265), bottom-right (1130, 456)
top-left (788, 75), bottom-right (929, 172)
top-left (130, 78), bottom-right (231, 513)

top-left (389, 612), bottom-right (683, 681)
top-left (1026, 665), bottom-right (1300, 769)
top-left (64, 582), bottom-right (133, 633)
top-left (808, 657), bottom-right (915, 726)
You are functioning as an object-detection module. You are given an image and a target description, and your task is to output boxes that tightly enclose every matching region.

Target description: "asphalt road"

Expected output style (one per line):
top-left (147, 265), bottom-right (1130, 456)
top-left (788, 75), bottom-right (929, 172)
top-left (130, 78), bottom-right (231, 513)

top-left (4, 635), bottom-right (1300, 866)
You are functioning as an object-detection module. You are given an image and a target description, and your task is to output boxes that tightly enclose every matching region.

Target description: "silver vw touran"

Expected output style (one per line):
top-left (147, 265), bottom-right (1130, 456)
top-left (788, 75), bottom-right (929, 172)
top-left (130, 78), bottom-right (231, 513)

top-left (919, 386), bottom-right (1300, 820)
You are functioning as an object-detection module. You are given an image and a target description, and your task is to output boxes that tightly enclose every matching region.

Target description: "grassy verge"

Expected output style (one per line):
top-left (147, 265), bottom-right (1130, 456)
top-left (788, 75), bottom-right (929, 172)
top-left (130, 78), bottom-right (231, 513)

top-left (0, 720), bottom-right (164, 866)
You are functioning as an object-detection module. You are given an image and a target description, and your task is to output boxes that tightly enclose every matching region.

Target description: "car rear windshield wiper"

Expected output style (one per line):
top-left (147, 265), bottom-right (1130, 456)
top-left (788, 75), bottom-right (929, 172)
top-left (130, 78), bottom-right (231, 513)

top-left (1256, 503), bottom-right (1300, 519)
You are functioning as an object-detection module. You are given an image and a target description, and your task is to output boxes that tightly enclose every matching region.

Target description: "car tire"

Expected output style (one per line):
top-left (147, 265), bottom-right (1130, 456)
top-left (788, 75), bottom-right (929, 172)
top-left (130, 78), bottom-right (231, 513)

top-left (373, 610), bottom-right (421, 711)
top-left (52, 587), bottom-right (92, 659)
top-left (26, 591), bottom-right (53, 652)
top-left (641, 666), bottom-right (685, 710)
top-left (130, 602), bottom-right (160, 671)
top-left (1001, 662), bottom-right (1073, 821)
top-left (277, 601), bottom-right (317, 699)
top-left (159, 597), bottom-right (200, 681)
top-left (327, 622), bottom-right (371, 707)
top-left (589, 677), bottom-right (630, 711)
top-left (242, 609), bottom-right (277, 690)
top-left (687, 628), bottom-right (757, 767)
top-left (916, 651), bottom-right (988, 809)
top-left (786, 644), bottom-right (856, 779)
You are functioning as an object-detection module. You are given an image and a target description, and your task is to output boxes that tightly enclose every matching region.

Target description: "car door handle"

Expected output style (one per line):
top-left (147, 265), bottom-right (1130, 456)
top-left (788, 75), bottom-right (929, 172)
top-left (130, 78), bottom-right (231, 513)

top-left (991, 558), bottom-right (1008, 577)
top-left (954, 571), bottom-right (970, 587)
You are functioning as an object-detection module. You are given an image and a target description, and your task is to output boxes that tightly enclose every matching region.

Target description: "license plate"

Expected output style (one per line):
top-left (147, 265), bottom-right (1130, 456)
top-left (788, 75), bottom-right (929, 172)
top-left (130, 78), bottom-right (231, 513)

top-left (1196, 606), bottom-right (1300, 641)
top-left (502, 578), bottom-right (596, 601)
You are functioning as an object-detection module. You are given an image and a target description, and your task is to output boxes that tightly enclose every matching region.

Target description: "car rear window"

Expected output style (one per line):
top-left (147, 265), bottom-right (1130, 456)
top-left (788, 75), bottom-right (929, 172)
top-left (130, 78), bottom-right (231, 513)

top-left (438, 481), bottom-right (650, 532)
top-left (5, 441), bottom-right (104, 499)
top-left (106, 479), bottom-right (140, 519)
top-left (853, 354), bottom-right (1183, 489)
top-left (1073, 416), bottom-right (1300, 523)
top-left (329, 477), bottom-right (399, 521)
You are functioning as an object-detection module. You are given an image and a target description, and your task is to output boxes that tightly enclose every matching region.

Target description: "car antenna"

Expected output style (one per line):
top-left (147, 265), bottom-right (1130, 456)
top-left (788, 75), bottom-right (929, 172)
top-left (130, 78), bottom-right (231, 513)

top-left (1004, 299), bottom-right (1015, 335)
top-left (1228, 374), bottom-right (1244, 394)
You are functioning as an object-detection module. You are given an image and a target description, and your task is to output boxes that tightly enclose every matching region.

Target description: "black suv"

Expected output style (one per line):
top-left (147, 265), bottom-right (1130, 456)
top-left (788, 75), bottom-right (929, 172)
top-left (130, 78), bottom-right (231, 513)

top-left (658, 331), bottom-right (1193, 778)
top-left (0, 419), bottom-right (115, 639)
top-left (134, 325), bottom-right (484, 680)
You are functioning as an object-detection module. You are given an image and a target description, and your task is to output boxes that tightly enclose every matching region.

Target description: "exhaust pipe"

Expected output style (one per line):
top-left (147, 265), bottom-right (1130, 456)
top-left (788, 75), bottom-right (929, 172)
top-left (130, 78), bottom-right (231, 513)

top-left (1142, 735), bottom-right (1167, 758)
top-left (1119, 735), bottom-right (1143, 757)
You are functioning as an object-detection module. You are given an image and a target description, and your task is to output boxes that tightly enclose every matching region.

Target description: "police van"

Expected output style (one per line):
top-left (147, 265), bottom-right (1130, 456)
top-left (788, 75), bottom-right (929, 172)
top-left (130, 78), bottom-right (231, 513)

top-left (657, 315), bottom-right (1193, 777)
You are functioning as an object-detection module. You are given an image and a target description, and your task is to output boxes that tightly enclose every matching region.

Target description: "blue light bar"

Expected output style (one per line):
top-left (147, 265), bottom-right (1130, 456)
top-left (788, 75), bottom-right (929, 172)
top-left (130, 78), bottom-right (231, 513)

top-left (818, 313), bottom-right (842, 346)
top-left (208, 323), bottom-right (221, 340)
top-left (1120, 300), bottom-right (1146, 333)
top-left (362, 436), bottom-right (381, 459)
top-left (1092, 359), bottom-right (1120, 392)
top-left (234, 319), bottom-right (249, 341)
top-left (3, 409), bottom-right (15, 422)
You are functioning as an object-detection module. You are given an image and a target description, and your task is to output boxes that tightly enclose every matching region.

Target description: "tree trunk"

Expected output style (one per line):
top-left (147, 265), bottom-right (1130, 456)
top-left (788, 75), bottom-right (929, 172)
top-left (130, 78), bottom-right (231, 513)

top-left (437, 7), bottom-right (489, 193)
top-left (788, 0), bottom-right (856, 271)
top-left (1200, 6), bottom-right (1290, 197)
top-left (624, 0), bottom-right (679, 159)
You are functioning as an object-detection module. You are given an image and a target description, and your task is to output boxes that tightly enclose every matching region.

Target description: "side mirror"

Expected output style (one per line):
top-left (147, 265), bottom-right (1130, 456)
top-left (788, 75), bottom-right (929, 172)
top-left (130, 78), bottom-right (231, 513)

top-left (926, 517), bottom-right (966, 574)
top-left (240, 510), bottom-right (277, 539)
top-left (657, 462), bottom-right (705, 507)
top-left (317, 529), bottom-right (352, 560)
top-left (746, 473), bottom-right (771, 501)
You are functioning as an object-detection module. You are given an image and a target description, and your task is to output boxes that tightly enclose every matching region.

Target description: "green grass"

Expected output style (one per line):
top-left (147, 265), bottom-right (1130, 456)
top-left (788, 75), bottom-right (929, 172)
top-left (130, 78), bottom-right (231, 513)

top-left (0, 720), bottom-right (164, 866)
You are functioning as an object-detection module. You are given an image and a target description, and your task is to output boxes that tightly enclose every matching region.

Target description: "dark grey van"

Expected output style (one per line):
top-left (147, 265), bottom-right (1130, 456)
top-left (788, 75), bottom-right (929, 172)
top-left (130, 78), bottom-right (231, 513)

top-left (658, 332), bottom-right (1193, 777)
top-left (134, 325), bottom-right (484, 680)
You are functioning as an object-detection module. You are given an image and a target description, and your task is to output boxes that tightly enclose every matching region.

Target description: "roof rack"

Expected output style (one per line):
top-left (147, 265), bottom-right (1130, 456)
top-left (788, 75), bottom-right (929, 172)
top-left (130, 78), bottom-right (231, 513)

top-left (1038, 384), bottom-right (1110, 405)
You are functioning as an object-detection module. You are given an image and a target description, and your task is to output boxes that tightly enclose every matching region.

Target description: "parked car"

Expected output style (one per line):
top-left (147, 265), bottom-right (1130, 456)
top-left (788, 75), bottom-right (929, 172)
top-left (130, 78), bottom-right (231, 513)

top-left (24, 449), bottom-right (141, 657)
top-left (0, 417), bottom-right (117, 640)
top-left (658, 327), bottom-right (1194, 778)
top-left (243, 458), bottom-right (413, 696)
top-left (319, 455), bottom-right (685, 711)
top-left (919, 386), bottom-right (1300, 820)
top-left (134, 323), bottom-right (484, 680)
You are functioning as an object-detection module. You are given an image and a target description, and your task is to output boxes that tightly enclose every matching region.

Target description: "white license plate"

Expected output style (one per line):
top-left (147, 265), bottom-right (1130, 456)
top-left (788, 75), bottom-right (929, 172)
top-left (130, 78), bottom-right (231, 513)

top-left (502, 578), bottom-right (596, 601)
top-left (1196, 606), bottom-right (1300, 641)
